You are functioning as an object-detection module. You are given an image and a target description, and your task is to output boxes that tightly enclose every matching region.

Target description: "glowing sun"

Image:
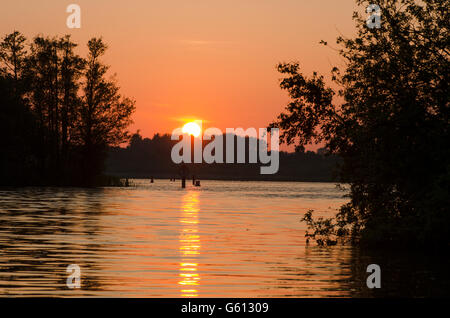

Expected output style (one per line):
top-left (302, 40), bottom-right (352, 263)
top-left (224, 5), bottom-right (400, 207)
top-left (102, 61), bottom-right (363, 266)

top-left (182, 121), bottom-right (201, 137)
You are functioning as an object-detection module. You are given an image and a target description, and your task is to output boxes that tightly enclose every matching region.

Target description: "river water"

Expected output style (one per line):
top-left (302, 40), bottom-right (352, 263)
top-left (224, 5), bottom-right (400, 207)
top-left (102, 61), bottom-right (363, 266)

top-left (0, 180), bottom-right (447, 297)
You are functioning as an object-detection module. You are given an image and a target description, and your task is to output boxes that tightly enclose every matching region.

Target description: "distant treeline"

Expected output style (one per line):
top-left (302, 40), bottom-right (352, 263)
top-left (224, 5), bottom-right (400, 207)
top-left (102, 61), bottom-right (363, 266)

top-left (106, 132), bottom-right (340, 181)
top-left (0, 32), bottom-right (135, 186)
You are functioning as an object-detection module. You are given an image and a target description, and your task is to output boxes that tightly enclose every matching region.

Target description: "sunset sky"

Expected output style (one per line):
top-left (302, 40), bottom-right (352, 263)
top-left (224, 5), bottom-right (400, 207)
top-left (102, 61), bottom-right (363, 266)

top-left (2, 0), bottom-right (358, 149)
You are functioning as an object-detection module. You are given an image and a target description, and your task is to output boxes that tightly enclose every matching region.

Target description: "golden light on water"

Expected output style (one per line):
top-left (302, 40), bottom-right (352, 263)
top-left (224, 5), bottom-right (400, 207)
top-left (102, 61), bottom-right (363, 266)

top-left (178, 191), bottom-right (201, 297)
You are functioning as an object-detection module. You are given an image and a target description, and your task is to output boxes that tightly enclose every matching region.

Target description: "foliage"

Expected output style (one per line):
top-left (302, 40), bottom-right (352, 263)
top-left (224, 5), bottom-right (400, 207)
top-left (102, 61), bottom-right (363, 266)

top-left (271, 0), bottom-right (449, 247)
top-left (0, 32), bottom-right (135, 186)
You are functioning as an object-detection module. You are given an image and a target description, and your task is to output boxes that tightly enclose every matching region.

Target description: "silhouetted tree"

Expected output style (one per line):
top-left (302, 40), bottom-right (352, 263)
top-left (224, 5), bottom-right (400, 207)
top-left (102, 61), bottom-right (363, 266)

top-left (77, 38), bottom-right (135, 185)
top-left (23, 35), bottom-right (85, 182)
top-left (0, 32), bottom-right (135, 186)
top-left (59, 36), bottom-right (85, 176)
top-left (0, 32), bottom-right (38, 185)
top-left (0, 31), bottom-right (26, 95)
top-left (270, 0), bottom-right (449, 247)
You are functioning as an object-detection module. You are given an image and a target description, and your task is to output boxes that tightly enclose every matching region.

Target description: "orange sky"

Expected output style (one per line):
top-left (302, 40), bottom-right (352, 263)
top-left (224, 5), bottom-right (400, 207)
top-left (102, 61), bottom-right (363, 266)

top-left (2, 0), bottom-right (358, 150)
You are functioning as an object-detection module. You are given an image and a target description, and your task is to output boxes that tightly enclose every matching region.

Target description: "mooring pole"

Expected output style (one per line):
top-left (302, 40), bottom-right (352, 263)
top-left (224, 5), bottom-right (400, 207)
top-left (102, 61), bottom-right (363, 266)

top-left (179, 163), bottom-right (189, 189)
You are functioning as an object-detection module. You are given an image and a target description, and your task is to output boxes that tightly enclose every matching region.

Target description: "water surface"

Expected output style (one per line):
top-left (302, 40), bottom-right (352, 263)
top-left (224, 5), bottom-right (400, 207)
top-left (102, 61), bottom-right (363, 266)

top-left (0, 180), bottom-right (447, 297)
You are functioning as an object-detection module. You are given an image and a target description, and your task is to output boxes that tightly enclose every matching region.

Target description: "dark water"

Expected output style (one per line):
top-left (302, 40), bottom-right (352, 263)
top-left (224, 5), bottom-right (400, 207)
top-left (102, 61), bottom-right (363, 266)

top-left (0, 180), bottom-right (448, 297)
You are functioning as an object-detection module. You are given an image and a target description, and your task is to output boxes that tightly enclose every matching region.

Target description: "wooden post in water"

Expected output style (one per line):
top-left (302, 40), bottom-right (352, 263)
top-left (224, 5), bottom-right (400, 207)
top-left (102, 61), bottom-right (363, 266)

top-left (179, 163), bottom-right (189, 189)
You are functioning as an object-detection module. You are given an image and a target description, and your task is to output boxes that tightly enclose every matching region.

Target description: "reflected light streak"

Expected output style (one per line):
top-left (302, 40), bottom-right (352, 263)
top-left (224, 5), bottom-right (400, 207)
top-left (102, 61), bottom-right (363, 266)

top-left (178, 191), bottom-right (201, 297)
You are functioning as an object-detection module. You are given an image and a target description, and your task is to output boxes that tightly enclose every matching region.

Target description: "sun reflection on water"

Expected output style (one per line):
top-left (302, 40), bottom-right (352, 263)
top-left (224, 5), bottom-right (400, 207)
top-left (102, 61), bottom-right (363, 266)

top-left (178, 191), bottom-right (201, 297)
